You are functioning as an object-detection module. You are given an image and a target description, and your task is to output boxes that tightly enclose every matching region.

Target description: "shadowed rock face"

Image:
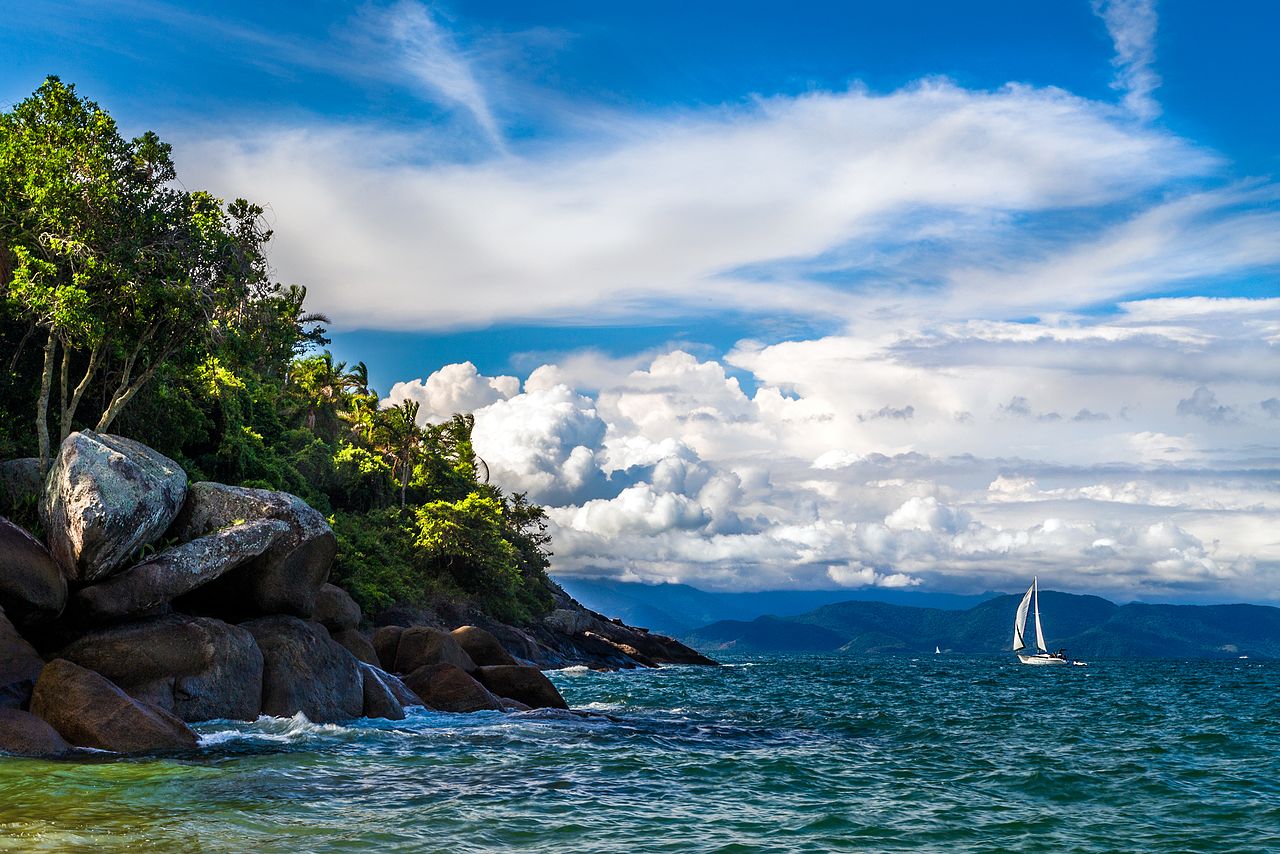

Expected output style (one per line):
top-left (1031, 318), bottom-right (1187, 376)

top-left (358, 663), bottom-right (406, 721)
top-left (331, 628), bottom-right (379, 666)
top-left (473, 665), bottom-right (568, 710)
top-left (0, 708), bottom-right (71, 757)
top-left (41, 431), bottom-right (187, 583)
top-left (71, 519), bottom-right (290, 622)
top-left (452, 625), bottom-right (517, 667)
top-left (402, 663), bottom-right (502, 713)
top-left (394, 627), bottom-right (476, 674)
top-left (313, 584), bottom-right (361, 633)
top-left (170, 483), bottom-right (336, 619)
top-left (29, 659), bottom-right (198, 753)
top-left (58, 615), bottom-right (264, 722)
top-left (372, 626), bottom-right (404, 671)
top-left (0, 518), bottom-right (66, 623)
top-left (0, 607), bottom-right (44, 709)
top-left (243, 616), bottom-right (363, 723)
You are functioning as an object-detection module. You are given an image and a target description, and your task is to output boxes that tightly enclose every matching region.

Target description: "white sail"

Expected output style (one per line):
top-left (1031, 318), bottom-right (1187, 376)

top-left (1012, 582), bottom-right (1034, 650)
top-left (1032, 577), bottom-right (1048, 653)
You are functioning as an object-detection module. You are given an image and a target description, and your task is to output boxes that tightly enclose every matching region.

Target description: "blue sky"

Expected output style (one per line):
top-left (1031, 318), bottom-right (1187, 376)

top-left (3, 1), bottom-right (1278, 599)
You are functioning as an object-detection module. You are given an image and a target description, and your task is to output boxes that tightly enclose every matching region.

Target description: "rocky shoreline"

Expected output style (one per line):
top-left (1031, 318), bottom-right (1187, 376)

top-left (0, 430), bottom-right (714, 758)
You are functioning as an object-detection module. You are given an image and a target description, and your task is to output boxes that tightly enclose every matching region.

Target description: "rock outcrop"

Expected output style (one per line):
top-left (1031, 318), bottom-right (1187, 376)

top-left (58, 615), bottom-right (264, 722)
top-left (0, 708), bottom-right (71, 757)
top-left (0, 518), bottom-right (66, 623)
top-left (170, 483), bottom-right (336, 618)
top-left (331, 628), bottom-right (379, 666)
top-left (244, 616), bottom-right (363, 723)
top-left (452, 625), bottom-right (517, 667)
top-left (0, 607), bottom-right (44, 709)
top-left (359, 663), bottom-right (406, 720)
top-left (29, 659), bottom-right (198, 753)
top-left (41, 431), bottom-right (187, 582)
top-left (313, 583), bottom-right (361, 633)
top-left (402, 663), bottom-right (502, 713)
top-left (473, 665), bottom-right (568, 710)
top-left (372, 625), bottom-right (404, 671)
top-left (394, 626), bottom-right (476, 674)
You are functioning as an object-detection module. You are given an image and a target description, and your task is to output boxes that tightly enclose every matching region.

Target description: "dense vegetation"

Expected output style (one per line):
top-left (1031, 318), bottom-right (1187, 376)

top-left (0, 77), bottom-right (556, 623)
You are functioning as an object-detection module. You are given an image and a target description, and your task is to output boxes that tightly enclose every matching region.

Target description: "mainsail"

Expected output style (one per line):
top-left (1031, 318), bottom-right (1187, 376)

top-left (1032, 577), bottom-right (1047, 653)
top-left (1012, 582), bottom-right (1034, 651)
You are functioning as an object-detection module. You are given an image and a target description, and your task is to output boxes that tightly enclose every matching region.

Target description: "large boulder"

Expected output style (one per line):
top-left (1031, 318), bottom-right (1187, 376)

top-left (402, 663), bottom-right (502, 713)
top-left (58, 615), bottom-right (263, 722)
top-left (0, 607), bottom-right (44, 709)
top-left (358, 663), bottom-right (405, 721)
top-left (372, 625), bottom-right (404, 671)
top-left (0, 518), bottom-right (66, 623)
top-left (29, 659), bottom-right (198, 752)
top-left (71, 519), bottom-right (290, 623)
top-left (0, 458), bottom-right (43, 515)
top-left (243, 616), bottom-right (362, 723)
top-left (313, 584), bottom-right (361, 632)
top-left (170, 483), bottom-right (336, 618)
top-left (0, 708), bottom-right (71, 757)
top-left (473, 665), bottom-right (569, 710)
top-left (394, 626), bottom-right (476, 674)
top-left (331, 628), bottom-right (379, 666)
top-left (41, 431), bottom-right (187, 582)
top-left (452, 625), bottom-right (518, 667)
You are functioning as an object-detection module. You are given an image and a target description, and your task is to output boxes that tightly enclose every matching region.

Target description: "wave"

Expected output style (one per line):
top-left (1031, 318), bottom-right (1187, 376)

top-left (197, 712), bottom-right (363, 746)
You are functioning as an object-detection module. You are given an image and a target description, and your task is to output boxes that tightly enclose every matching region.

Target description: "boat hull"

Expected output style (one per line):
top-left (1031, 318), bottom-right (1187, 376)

top-left (1017, 653), bottom-right (1067, 665)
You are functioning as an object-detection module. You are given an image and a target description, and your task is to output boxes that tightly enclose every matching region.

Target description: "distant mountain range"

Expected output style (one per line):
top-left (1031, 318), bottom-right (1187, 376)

top-left (683, 591), bottom-right (1280, 659)
top-left (553, 577), bottom-right (999, 636)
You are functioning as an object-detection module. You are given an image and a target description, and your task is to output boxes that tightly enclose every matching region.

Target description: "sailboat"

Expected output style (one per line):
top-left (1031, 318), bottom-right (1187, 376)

top-left (934, 645), bottom-right (941, 655)
top-left (1012, 577), bottom-right (1081, 665)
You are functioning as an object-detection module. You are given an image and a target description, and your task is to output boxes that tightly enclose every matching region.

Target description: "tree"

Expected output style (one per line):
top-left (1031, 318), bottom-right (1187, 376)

top-left (372, 399), bottom-right (424, 508)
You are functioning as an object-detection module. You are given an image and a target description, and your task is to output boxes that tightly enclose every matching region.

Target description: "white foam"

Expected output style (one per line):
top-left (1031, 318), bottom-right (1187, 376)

top-left (196, 712), bottom-right (361, 746)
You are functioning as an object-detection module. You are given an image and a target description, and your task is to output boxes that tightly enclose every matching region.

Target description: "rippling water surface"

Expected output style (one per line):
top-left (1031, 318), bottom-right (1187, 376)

top-left (2, 654), bottom-right (1278, 852)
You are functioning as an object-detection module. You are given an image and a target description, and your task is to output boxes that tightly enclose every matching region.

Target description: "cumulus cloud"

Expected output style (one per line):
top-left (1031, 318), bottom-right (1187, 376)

top-left (827, 563), bottom-right (922, 589)
top-left (1176, 386), bottom-right (1238, 424)
top-left (383, 361), bottom-right (518, 422)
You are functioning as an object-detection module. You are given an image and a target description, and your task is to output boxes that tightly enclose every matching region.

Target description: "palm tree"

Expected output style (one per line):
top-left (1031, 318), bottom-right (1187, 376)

top-left (373, 399), bottom-right (423, 508)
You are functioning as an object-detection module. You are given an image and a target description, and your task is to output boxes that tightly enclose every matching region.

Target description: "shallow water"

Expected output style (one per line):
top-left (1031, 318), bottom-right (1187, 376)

top-left (2, 654), bottom-right (1277, 852)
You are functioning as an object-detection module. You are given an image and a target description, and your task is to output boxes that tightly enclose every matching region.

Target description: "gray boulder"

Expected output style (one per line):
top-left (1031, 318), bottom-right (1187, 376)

top-left (243, 616), bottom-right (362, 723)
top-left (474, 665), bottom-right (569, 710)
top-left (394, 626), bottom-right (476, 674)
top-left (331, 628), bottom-right (379, 666)
top-left (41, 431), bottom-right (187, 582)
top-left (29, 659), bottom-right (198, 752)
top-left (70, 519), bottom-right (289, 622)
top-left (402, 663), bottom-right (502, 713)
top-left (0, 458), bottom-right (43, 515)
top-left (358, 663), bottom-right (405, 720)
top-left (0, 607), bottom-right (44, 709)
top-left (0, 518), bottom-right (66, 623)
top-left (58, 615), bottom-right (264, 722)
top-left (452, 625), bottom-right (517, 666)
top-left (0, 708), bottom-right (72, 757)
top-left (313, 584), bottom-right (361, 632)
top-left (170, 483), bottom-right (336, 618)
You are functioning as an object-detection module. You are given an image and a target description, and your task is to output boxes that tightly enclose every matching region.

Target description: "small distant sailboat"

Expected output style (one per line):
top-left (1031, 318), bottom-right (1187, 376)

top-left (934, 645), bottom-right (941, 655)
top-left (1013, 577), bottom-right (1085, 666)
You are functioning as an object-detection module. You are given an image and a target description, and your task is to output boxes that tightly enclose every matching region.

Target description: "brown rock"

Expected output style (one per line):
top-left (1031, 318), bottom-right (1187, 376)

top-left (372, 625), bottom-right (404, 671)
top-left (0, 708), bottom-right (71, 757)
top-left (474, 665), bottom-right (568, 710)
top-left (452, 625), bottom-right (517, 667)
top-left (0, 607), bottom-right (43, 709)
top-left (29, 659), bottom-right (198, 752)
top-left (313, 584), bottom-right (361, 632)
top-left (401, 663), bottom-right (502, 713)
top-left (358, 663), bottom-right (405, 720)
top-left (331, 628), bottom-right (379, 666)
top-left (0, 518), bottom-right (66, 623)
top-left (58, 615), bottom-right (263, 722)
top-left (243, 616), bottom-right (363, 722)
top-left (499, 697), bottom-right (531, 712)
top-left (394, 626), bottom-right (476, 674)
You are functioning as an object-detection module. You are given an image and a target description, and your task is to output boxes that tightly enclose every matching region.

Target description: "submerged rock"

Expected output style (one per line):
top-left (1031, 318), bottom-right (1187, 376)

top-left (29, 659), bottom-right (198, 753)
top-left (41, 431), bottom-right (187, 582)
top-left (58, 615), bottom-right (264, 722)
top-left (170, 483), bottom-right (336, 618)
top-left (452, 625), bottom-right (517, 667)
top-left (71, 519), bottom-right (290, 622)
top-left (473, 665), bottom-right (568, 710)
top-left (394, 626), bottom-right (476, 674)
top-left (0, 708), bottom-right (71, 757)
top-left (0, 607), bottom-right (44, 709)
top-left (402, 663), bottom-right (502, 713)
top-left (243, 615), bottom-right (363, 723)
top-left (0, 518), bottom-right (66, 623)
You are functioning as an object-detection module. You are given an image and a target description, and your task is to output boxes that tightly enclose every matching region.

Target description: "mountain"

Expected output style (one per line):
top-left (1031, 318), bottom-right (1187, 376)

top-left (685, 592), bottom-right (1280, 659)
top-left (552, 577), bottom-right (998, 636)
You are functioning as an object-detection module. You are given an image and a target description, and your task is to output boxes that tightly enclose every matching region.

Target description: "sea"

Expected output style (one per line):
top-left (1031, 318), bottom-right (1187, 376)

top-left (1, 653), bottom-right (1277, 852)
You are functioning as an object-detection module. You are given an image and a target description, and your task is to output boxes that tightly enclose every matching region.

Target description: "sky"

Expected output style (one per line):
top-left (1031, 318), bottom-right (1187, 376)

top-left (3, 0), bottom-right (1278, 601)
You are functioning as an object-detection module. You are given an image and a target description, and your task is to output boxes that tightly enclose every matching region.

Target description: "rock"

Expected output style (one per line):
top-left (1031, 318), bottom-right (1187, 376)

top-left (70, 519), bottom-right (290, 622)
top-left (473, 665), bottom-right (569, 710)
top-left (243, 616), bottom-right (362, 723)
top-left (41, 431), bottom-right (187, 582)
top-left (331, 628), bottom-right (379, 666)
top-left (58, 615), bottom-right (263, 722)
top-left (29, 659), bottom-right (198, 752)
top-left (544, 608), bottom-right (594, 636)
top-left (394, 626), bottom-right (476, 674)
top-left (499, 697), bottom-right (531, 712)
top-left (0, 518), bottom-right (66, 623)
top-left (0, 458), bottom-right (43, 515)
top-left (170, 483), bottom-right (336, 618)
top-left (372, 626), bottom-right (404, 671)
top-left (358, 663), bottom-right (405, 720)
top-left (452, 625), bottom-right (517, 667)
top-left (402, 663), bottom-right (502, 713)
top-left (0, 708), bottom-right (71, 757)
top-left (313, 584), bottom-right (361, 632)
top-left (379, 670), bottom-right (423, 708)
top-left (0, 608), bottom-right (44, 709)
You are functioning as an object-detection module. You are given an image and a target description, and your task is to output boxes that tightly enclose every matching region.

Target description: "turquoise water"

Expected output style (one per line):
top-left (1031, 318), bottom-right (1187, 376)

top-left (2, 654), bottom-right (1278, 852)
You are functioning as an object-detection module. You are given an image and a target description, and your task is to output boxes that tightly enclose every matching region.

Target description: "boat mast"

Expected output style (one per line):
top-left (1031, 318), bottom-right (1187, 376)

top-left (1032, 576), bottom-right (1048, 653)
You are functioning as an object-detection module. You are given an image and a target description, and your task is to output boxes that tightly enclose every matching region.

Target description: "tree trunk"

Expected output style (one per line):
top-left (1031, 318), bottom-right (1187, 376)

top-left (36, 331), bottom-right (57, 468)
top-left (60, 346), bottom-right (100, 442)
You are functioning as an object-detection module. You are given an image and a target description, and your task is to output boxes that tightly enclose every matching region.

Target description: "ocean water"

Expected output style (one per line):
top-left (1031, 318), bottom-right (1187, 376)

top-left (2, 654), bottom-right (1278, 852)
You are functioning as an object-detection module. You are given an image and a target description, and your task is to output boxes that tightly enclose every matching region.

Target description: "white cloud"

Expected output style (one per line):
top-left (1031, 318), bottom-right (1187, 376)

top-left (827, 563), bottom-right (922, 589)
top-left (1092, 0), bottom-right (1162, 120)
top-left (383, 361), bottom-right (519, 422)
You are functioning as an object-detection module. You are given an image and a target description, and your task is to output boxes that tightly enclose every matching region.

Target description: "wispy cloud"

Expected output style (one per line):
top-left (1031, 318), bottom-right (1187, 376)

top-left (1092, 0), bottom-right (1162, 120)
